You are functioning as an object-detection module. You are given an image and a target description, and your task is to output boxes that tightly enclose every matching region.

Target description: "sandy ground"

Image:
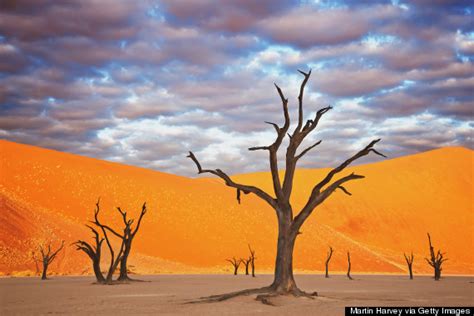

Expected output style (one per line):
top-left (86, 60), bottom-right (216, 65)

top-left (1, 274), bottom-right (473, 315)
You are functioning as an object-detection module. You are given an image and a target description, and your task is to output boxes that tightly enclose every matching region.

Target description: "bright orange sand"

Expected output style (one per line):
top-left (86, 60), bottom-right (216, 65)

top-left (0, 140), bottom-right (472, 276)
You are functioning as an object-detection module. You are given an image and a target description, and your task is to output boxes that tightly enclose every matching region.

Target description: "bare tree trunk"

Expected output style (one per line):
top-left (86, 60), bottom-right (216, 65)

top-left (243, 258), bottom-right (251, 275)
top-left (93, 258), bottom-right (105, 283)
top-left (404, 252), bottom-right (414, 280)
top-left (347, 252), bottom-right (353, 280)
top-left (270, 220), bottom-right (298, 293)
top-left (118, 240), bottom-right (132, 281)
top-left (248, 244), bottom-right (256, 277)
top-left (325, 246), bottom-right (333, 278)
top-left (41, 263), bottom-right (48, 280)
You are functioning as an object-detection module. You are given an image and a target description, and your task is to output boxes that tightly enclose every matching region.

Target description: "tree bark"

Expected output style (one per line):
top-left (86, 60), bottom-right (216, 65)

top-left (270, 219), bottom-right (298, 293)
top-left (118, 240), bottom-right (132, 281)
top-left (93, 258), bottom-right (105, 283)
top-left (41, 263), bottom-right (48, 280)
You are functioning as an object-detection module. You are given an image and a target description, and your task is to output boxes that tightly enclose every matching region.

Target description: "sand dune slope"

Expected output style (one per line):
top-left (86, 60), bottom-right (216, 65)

top-left (0, 140), bottom-right (472, 275)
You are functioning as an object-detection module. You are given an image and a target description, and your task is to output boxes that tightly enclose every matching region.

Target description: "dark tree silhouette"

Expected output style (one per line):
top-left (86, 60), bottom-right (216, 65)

top-left (249, 244), bottom-right (256, 277)
top-left (187, 70), bottom-right (384, 300)
top-left (346, 251), bottom-right (353, 280)
top-left (34, 241), bottom-right (64, 280)
top-left (73, 225), bottom-right (105, 283)
top-left (325, 246), bottom-right (334, 278)
top-left (425, 233), bottom-right (447, 281)
top-left (242, 257), bottom-right (251, 275)
top-left (99, 203), bottom-right (147, 281)
top-left (227, 257), bottom-right (242, 275)
top-left (74, 200), bottom-right (128, 284)
top-left (404, 251), bottom-right (414, 280)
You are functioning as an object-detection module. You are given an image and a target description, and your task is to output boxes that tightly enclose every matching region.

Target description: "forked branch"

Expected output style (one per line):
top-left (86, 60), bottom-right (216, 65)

top-left (187, 151), bottom-right (276, 208)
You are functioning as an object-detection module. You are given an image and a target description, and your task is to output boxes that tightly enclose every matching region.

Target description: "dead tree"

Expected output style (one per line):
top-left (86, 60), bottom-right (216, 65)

top-left (99, 203), bottom-right (147, 281)
top-left (34, 241), bottom-right (64, 280)
top-left (425, 233), bottom-right (447, 281)
top-left (404, 252), bottom-right (414, 280)
top-left (346, 251), bottom-right (353, 280)
top-left (187, 69), bottom-right (384, 300)
top-left (227, 257), bottom-right (242, 275)
top-left (249, 244), bottom-right (256, 277)
top-left (242, 257), bottom-right (251, 275)
top-left (73, 225), bottom-right (105, 283)
top-left (74, 200), bottom-right (127, 284)
top-left (325, 246), bottom-right (334, 278)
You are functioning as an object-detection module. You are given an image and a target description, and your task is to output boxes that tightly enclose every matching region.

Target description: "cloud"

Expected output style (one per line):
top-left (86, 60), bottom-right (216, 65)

top-left (0, 0), bottom-right (472, 176)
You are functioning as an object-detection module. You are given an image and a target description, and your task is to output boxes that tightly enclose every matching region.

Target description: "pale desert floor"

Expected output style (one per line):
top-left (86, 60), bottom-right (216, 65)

top-left (1, 274), bottom-right (473, 315)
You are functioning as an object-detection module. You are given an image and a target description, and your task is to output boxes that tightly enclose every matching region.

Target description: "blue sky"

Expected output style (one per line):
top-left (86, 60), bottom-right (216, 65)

top-left (0, 0), bottom-right (472, 175)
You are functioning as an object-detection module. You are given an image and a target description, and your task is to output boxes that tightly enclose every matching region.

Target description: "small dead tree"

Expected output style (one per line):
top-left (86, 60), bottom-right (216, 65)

top-left (187, 70), bottom-right (384, 301)
top-left (346, 251), bottom-right (353, 280)
top-left (249, 244), bottom-right (256, 277)
top-left (73, 225), bottom-right (105, 283)
top-left (74, 200), bottom-right (127, 284)
top-left (404, 252), bottom-right (414, 280)
top-left (99, 203), bottom-right (147, 281)
top-left (227, 257), bottom-right (242, 275)
top-left (325, 246), bottom-right (334, 278)
top-left (34, 241), bottom-right (65, 280)
top-left (425, 233), bottom-right (447, 281)
top-left (242, 257), bottom-right (251, 275)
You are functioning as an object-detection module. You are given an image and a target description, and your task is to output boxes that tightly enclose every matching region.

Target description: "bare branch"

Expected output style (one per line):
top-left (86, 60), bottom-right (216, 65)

top-left (132, 202), bottom-right (147, 237)
top-left (265, 121), bottom-right (279, 133)
top-left (312, 139), bottom-right (384, 195)
top-left (47, 240), bottom-right (65, 263)
top-left (295, 140), bottom-right (322, 160)
top-left (293, 172), bottom-right (365, 230)
top-left (187, 151), bottom-right (276, 208)
top-left (293, 69), bottom-right (311, 135)
top-left (248, 146), bottom-right (270, 151)
top-left (337, 185), bottom-right (352, 196)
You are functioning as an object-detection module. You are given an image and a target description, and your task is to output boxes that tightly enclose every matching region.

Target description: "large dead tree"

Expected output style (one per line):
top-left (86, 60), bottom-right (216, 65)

top-left (99, 203), bottom-right (147, 281)
top-left (187, 70), bottom-right (384, 300)
top-left (227, 257), bottom-right (242, 275)
top-left (325, 246), bottom-right (334, 278)
top-left (346, 251), bottom-right (353, 280)
top-left (74, 200), bottom-right (127, 284)
top-left (404, 251), bottom-right (414, 280)
top-left (34, 241), bottom-right (64, 280)
top-left (425, 233), bottom-right (447, 281)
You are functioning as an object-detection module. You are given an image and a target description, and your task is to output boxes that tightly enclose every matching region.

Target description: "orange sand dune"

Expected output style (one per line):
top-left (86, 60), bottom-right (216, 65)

top-left (0, 140), bottom-right (472, 276)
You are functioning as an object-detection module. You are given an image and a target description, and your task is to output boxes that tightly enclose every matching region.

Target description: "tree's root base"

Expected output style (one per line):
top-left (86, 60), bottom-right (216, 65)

top-left (188, 286), bottom-right (318, 305)
top-left (117, 276), bottom-right (149, 282)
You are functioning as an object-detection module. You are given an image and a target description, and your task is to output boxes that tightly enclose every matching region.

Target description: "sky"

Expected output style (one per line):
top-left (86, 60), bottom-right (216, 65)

top-left (0, 0), bottom-right (473, 176)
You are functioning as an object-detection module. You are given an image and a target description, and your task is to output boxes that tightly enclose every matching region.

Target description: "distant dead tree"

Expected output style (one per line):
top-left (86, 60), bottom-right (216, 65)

top-left (33, 240), bottom-right (65, 280)
top-left (404, 251), bottom-right (414, 280)
top-left (346, 251), bottom-right (353, 280)
top-left (187, 69), bottom-right (384, 300)
top-left (99, 203), bottom-right (147, 281)
top-left (249, 244), bottom-right (256, 277)
top-left (74, 200), bottom-right (128, 284)
top-left (242, 257), bottom-right (251, 275)
top-left (425, 233), bottom-right (447, 281)
top-left (227, 257), bottom-right (242, 275)
top-left (325, 246), bottom-right (334, 278)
